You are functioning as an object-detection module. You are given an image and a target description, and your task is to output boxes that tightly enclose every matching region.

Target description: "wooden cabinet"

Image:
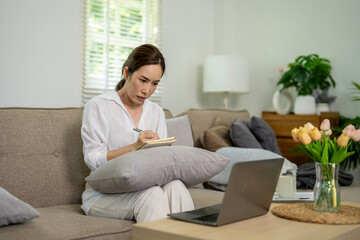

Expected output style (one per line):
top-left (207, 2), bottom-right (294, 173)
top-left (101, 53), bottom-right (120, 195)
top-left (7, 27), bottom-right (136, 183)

top-left (261, 111), bottom-right (340, 166)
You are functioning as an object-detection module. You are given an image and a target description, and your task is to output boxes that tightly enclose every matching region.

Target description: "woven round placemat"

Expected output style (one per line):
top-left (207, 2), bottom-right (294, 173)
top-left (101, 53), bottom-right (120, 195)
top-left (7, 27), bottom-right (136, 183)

top-left (271, 203), bottom-right (360, 224)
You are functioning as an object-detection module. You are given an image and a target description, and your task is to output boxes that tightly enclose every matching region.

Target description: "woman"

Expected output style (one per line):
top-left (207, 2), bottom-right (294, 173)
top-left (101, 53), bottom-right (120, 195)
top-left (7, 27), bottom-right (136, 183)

top-left (81, 44), bottom-right (194, 223)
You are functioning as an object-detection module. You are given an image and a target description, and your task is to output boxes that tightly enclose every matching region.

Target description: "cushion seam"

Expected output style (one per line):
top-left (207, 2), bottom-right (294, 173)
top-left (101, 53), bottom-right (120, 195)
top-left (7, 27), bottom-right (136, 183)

top-left (72, 229), bottom-right (132, 240)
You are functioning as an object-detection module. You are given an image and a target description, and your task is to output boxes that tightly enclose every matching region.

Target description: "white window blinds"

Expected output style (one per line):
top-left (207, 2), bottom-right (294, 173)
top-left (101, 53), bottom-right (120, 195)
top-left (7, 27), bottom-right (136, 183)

top-left (82, 0), bottom-right (162, 105)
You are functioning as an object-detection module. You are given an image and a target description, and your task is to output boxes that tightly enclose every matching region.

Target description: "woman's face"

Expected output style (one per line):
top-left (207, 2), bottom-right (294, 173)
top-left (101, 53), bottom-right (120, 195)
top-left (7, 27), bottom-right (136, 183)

top-left (123, 64), bottom-right (163, 106)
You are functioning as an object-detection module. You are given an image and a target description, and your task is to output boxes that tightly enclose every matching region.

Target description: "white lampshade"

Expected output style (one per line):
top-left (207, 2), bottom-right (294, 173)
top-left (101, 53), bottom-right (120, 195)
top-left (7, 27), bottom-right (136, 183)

top-left (203, 55), bottom-right (250, 93)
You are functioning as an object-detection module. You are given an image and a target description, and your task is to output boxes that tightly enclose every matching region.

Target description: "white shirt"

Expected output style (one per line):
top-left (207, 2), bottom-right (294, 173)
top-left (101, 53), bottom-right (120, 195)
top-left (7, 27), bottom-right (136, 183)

top-left (80, 91), bottom-right (167, 213)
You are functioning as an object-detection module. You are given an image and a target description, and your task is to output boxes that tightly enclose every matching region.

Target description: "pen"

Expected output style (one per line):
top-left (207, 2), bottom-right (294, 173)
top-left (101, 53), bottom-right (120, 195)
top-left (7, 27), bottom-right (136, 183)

top-left (133, 128), bottom-right (143, 132)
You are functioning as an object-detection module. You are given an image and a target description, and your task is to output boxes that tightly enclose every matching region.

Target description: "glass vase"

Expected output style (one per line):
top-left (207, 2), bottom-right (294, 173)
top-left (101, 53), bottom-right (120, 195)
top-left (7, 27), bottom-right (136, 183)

top-left (313, 163), bottom-right (340, 213)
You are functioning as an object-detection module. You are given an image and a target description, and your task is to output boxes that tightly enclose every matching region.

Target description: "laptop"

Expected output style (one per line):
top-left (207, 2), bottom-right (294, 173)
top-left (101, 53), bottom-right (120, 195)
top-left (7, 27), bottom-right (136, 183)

top-left (168, 158), bottom-right (284, 226)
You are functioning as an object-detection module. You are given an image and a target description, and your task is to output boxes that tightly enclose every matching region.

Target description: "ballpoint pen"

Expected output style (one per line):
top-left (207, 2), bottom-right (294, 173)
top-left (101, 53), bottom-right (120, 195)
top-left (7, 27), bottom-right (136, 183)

top-left (133, 128), bottom-right (143, 132)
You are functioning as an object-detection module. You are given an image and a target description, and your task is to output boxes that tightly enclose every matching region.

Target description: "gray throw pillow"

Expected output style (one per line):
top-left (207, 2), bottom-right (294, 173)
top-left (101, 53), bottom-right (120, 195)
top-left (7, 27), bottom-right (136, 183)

top-left (0, 187), bottom-right (40, 227)
top-left (247, 116), bottom-right (282, 155)
top-left (207, 147), bottom-right (297, 191)
top-left (230, 118), bottom-right (263, 149)
top-left (86, 146), bottom-right (230, 193)
top-left (166, 114), bottom-right (194, 147)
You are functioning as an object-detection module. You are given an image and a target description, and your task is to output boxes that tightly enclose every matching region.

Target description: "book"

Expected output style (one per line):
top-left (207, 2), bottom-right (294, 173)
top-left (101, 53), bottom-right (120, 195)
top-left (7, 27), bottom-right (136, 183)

top-left (135, 137), bottom-right (176, 150)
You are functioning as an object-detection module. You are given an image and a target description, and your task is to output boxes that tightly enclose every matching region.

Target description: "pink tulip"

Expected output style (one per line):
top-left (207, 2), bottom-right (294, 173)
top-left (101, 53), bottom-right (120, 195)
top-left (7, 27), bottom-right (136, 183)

top-left (325, 129), bottom-right (332, 137)
top-left (343, 124), bottom-right (355, 138)
top-left (320, 119), bottom-right (330, 131)
top-left (310, 127), bottom-right (322, 141)
top-left (299, 131), bottom-right (312, 145)
top-left (279, 66), bottom-right (283, 73)
top-left (337, 133), bottom-right (350, 147)
top-left (352, 129), bottom-right (360, 142)
top-left (291, 128), bottom-right (300, 142)
top-left (304, 122), bottom-right (315, 134)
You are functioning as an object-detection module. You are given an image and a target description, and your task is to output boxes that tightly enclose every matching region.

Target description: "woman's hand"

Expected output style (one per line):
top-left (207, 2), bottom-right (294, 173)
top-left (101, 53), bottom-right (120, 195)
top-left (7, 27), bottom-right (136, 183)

top-left (107, 130), bottom-right (159, 161)
top-left (134, 130), bottom-right (159, 149)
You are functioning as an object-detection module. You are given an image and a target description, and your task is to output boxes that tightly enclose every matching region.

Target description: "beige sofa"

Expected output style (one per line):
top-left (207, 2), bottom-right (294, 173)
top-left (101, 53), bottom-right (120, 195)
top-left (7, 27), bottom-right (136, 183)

top-left (0, 107), bottom-right (359, 240)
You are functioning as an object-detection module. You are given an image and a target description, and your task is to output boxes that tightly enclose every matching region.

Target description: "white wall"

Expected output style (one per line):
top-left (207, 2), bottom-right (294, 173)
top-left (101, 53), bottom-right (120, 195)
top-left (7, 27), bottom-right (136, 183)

top-left (160, 0), bottom-right (214, 114)
top-left (0, 0), bottom-right (82, 108)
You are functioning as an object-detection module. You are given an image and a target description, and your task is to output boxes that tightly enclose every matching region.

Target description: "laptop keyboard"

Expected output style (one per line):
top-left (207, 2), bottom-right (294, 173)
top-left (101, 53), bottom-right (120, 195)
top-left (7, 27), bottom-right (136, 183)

top-left (193, 213), bottom-right (219, 223)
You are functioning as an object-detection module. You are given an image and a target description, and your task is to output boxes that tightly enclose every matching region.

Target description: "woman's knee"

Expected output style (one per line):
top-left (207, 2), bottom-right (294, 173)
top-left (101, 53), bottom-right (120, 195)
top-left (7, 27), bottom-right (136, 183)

top-left (163, 179), bottom-right (186, 190)
top-left (147, 186), bottom-right (164, 197)
top-left (134, 186), bottom-right (169, 222)
top-left (140, 186), bottom-right (167, 208)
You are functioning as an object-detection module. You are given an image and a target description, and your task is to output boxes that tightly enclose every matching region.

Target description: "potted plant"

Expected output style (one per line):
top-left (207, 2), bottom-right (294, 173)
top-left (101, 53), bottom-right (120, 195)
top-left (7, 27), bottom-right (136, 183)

top-left (277, 54), bottom-right (336, 114)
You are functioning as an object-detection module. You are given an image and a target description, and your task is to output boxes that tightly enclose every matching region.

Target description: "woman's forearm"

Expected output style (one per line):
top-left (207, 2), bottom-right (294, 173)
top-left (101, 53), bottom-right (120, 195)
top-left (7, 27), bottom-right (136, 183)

top-left (106, 130), bottom-right (158, 161)
top-left (106, 143), bottom-right (138, 161)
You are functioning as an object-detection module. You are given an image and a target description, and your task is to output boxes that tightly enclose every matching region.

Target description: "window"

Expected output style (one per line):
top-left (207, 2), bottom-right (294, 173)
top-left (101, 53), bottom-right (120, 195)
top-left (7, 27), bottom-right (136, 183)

top-left (82, 0), bottom-right (162, 105)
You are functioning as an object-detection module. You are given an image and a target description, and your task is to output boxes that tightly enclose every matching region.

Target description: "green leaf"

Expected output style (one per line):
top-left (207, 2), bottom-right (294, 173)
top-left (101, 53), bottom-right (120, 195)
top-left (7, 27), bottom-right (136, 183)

top-left (352, 81), bottom-right (360, 90)
top-left (321, 140), bottom-right (329, 163)
top-left (278, 54), bottom-right (335, 96)
top-left (304, 144), bottom-right (321, 162)
top-left (312, 141), bottom-right (323, 153)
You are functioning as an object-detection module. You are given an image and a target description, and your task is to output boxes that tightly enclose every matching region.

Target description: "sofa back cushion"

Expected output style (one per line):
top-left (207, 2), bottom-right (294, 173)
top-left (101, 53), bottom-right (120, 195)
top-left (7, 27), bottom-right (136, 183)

top-left (163, 109), bottom-right (173, 119)
top-left (178, 109), bottom-right (251, 148)
top-left (0, 108), bottom-right (89, 208)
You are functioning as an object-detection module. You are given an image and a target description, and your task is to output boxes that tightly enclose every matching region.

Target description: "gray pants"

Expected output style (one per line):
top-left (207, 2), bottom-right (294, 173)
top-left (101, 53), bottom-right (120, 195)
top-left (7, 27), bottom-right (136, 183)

top-left (88, 180), bottom-right (195, 223)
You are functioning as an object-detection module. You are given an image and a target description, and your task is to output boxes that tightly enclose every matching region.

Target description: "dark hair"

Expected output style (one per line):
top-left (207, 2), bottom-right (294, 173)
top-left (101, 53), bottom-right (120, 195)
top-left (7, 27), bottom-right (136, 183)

top-left (115, 44), bottom-right (166, 90)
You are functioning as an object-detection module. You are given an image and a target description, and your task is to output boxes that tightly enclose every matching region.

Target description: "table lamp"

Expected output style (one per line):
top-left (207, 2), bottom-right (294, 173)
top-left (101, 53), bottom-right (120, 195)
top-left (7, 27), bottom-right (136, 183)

top-left (203, 55), bottom-right (250, 109)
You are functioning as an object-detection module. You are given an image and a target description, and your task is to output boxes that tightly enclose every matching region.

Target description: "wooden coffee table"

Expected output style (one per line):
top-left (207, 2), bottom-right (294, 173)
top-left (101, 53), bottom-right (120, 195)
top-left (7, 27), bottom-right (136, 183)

top-left (133, 202), bottom-right (360, 240)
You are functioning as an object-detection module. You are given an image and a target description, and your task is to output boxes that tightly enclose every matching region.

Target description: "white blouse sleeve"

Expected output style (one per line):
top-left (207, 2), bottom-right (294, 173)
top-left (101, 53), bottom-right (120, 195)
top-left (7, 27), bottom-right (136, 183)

top-left (81, 100), bottom-right (109, 171)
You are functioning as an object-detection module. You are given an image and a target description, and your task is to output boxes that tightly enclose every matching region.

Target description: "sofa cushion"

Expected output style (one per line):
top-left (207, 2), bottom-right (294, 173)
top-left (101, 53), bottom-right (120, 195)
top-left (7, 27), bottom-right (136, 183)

top-left (201, 125), bottom-right (232, 152)
top-left (0, 108), bottom-right (89, 208)
top-left (247, 116), bottom-right (282, 155)
top-left (166, 114), bottom-right (194, 147)
top-left (207, 147), bottom-right (297, 191)
top-left (0, 187), bottom-right (40, 227)
top-left (230, 118), bottom-right (263, 149)
top-left (0, 204), bottom-right (132, 240)
top-left (86, 146), bottom-right (230, 194)
top-left (200, 117), bottom-right (233, 152)
top-left (163, 109), bottom-right (173, 119)
top-left (182, 109), bottom-right (251, 148)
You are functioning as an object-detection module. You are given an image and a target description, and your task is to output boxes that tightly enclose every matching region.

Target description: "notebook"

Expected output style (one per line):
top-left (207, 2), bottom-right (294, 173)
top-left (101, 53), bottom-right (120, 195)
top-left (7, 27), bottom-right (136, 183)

top-left (135, 137), bottom-right (176, 150)
top-left (168, 158), bottom-right (284, 226)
